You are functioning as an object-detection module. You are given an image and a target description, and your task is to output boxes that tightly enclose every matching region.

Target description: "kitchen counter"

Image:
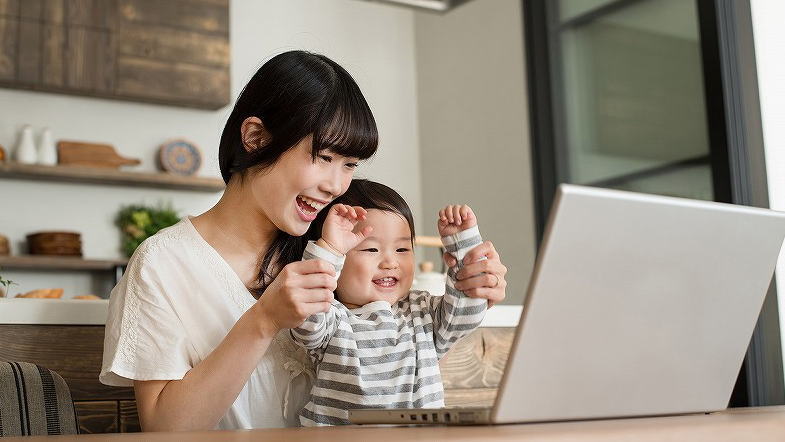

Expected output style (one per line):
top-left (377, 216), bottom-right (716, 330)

top-left (0, 298), bottom-right (109, 325)
top-left (0, 298), bottom-right (522, 326)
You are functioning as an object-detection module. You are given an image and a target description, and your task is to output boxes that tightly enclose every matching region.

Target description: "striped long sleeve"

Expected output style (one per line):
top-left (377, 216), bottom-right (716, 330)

top-left (290, 227), bottom-right (487, 426)
top-left (289, 241), bottom-right (344, 352)
top-left (428, 225), bottom-right (488, 358)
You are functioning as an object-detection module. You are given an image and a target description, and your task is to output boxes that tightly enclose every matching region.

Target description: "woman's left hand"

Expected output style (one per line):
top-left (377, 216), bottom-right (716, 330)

top-left (443, 240), bottom-right (507, 307)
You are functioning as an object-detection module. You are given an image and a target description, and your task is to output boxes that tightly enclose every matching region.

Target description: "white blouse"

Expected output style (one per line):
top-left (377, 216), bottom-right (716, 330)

top-left (100, 217), bottom-right (314, 429)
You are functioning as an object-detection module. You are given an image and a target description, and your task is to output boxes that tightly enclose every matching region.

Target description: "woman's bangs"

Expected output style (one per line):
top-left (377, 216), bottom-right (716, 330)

top-left (312, 94), bottom-right (378, 160)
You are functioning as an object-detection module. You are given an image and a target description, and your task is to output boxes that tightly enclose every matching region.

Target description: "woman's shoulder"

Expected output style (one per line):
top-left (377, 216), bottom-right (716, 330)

top-left (109, 217), bottom-right (219, 307)
top-left (129, 217), bottom-right (200, 265)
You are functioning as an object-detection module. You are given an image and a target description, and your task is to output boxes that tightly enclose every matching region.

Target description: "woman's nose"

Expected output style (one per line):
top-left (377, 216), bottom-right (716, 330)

top-left (319, 167), bottom-right (344, 198)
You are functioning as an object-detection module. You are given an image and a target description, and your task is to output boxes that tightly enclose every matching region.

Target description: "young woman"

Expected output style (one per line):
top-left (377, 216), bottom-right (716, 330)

top-left (100, 51), bottom-right (509, 431)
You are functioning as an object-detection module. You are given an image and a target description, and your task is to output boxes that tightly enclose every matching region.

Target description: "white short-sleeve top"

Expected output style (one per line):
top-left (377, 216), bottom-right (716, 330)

top-left (100, 217), bottom-right (314, 429)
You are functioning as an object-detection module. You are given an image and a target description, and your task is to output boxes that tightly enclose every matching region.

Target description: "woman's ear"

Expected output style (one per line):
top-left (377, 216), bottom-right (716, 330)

top-left (240, 117), bottom-right (272, 153)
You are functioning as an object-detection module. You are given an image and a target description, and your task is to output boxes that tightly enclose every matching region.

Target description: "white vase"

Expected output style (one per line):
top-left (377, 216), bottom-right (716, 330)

top-left (15, 125), bottom-right (37, 164)
top-left (412, 261), bottom-right (447, 296)
top-left (37, 127), bottom-right (58, 166)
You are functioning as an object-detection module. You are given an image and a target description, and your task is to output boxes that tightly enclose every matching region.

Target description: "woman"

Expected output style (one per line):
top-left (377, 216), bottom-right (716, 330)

top-left (100, 51), bottom-right (508, 431)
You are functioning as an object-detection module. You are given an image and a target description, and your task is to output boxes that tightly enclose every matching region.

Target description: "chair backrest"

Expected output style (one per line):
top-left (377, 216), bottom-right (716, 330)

top-left (0, 361), bottom-right (78, 436)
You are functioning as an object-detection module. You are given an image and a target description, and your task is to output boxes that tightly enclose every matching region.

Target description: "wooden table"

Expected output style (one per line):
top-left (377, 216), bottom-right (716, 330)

top-left (7, 406), bottom-right (785, 441)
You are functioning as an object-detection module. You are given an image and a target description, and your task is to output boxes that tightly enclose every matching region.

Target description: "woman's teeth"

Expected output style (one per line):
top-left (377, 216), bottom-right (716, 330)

top-left (297, 196), bottom-right (325, 213)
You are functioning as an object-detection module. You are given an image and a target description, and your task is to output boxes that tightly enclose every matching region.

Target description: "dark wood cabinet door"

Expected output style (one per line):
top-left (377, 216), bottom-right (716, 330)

top-left (0, 0), bottom-right (229, 109)
top-left (74, 401), bottom-right (118, 434)
top-left (120, 400), bottom-right (141, 433)
top-left (0, 325), bottom-right (134, 401)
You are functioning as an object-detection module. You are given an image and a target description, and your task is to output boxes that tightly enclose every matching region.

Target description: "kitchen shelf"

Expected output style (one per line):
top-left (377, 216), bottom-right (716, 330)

top-left (0, 255), bottom-right (127, 271)
top-left (0, 162), bottom-right (225, 192)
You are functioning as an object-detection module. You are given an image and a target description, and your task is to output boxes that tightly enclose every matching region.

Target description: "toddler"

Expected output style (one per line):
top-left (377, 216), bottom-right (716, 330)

top-left (290, 179), bottom-right (487, 426)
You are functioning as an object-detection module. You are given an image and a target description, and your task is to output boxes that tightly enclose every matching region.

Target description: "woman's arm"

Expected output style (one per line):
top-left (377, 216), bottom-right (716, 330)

top-left (133, 259), bottom-right (336, 432)
top-left (134, 306), bottom-right (274, 431)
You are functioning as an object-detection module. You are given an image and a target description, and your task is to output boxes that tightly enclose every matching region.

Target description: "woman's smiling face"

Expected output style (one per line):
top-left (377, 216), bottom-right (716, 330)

top-left (336, 209), bottom-right (415, 308)
top-left (247, 136), bottom-right (359, 237)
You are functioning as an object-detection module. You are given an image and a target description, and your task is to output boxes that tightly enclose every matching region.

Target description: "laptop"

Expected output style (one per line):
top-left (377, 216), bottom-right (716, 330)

top-left (349, 184), bottom-right (785, 425)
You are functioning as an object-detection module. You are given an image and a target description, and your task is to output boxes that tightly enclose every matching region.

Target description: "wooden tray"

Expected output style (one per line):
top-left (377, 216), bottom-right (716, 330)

top-left (57, 141), bottom-right (141, 169)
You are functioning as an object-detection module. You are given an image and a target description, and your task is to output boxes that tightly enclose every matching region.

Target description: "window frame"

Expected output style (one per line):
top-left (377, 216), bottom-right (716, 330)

top-left (522, 0), bottom-right (784, 406)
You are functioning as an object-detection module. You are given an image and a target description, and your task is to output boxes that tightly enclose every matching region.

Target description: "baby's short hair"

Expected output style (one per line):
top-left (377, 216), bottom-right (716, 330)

top-left (312, 179), bottom-right (416, 240)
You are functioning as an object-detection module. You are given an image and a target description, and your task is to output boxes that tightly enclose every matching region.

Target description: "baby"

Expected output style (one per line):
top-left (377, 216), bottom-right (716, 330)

top-left (290, 179), bottom-right (487, 426)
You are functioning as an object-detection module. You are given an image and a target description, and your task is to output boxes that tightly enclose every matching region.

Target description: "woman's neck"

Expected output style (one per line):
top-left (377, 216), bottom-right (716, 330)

top-left (193, 179), bottom-right (278, 259)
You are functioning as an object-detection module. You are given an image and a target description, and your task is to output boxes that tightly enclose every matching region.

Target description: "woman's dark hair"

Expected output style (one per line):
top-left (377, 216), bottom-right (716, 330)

top-left (219, 51), bottom-right (378, 296)
top-left (309, 179), bottom-right (415, 242)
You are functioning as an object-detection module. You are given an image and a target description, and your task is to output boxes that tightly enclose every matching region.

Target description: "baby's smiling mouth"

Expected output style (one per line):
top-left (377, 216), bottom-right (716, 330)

top-left (373, 277), bottom-right (398, 287)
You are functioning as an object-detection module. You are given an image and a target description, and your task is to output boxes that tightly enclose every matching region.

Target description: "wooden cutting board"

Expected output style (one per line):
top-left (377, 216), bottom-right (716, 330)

top-left (57, 141), bottom-right (141, 168)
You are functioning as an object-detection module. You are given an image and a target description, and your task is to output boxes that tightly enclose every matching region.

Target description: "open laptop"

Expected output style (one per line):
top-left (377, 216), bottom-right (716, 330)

top-left (350, 184), bottom-right (785, 425)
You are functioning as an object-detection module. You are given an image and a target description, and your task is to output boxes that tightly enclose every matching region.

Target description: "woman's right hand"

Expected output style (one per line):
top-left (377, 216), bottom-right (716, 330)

top-left (251, 259), bottom-right (336, 335)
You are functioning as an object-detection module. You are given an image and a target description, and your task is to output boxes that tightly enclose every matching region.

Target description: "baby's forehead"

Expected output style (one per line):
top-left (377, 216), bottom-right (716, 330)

top-left (359, 209), bottom-right (412, 238)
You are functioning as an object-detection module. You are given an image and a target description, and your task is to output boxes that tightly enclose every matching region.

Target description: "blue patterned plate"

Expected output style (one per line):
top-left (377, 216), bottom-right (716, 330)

top-left (158, 139), bottom-right (202, 176)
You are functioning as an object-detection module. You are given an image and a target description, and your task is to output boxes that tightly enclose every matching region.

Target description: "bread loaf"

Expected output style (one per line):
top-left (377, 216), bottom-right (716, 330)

top-left (16, 288), bottom-right (64, 299)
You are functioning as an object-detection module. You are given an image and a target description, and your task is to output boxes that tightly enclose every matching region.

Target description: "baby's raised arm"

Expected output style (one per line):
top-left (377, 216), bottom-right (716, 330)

top-left (428, 205), bottom-right (488, 358)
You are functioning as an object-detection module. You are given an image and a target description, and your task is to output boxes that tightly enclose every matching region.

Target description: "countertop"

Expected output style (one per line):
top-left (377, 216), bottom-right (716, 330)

top-left (0, 298), bottom-right (522, 327)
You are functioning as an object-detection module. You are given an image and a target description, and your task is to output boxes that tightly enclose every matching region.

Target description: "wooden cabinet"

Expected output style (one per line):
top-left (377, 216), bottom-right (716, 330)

top-left (120, 400), bottom-right (141, 433)
top-left (74, 401), bottom-right (119, 434)
top-left (0, 324), bottom-right (139, 433)
top-left (0, 323), bottom-right (514, 432)
top-left (0, 0), bottom-right (229, 109)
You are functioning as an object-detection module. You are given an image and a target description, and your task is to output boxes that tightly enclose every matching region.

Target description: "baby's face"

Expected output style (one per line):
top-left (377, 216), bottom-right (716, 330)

top-left (336, 209), bottom-right (415, 308)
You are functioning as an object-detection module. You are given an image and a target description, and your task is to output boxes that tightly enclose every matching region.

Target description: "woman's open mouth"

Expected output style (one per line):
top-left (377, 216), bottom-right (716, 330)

top-left (295, 195), bottom-right (325, 222)
top-left (373, 277), bottom-right (399, 289)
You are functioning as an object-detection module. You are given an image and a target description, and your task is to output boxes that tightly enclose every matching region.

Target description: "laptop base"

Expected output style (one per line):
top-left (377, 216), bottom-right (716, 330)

top-left (349, 407), bottom-right (492, 425)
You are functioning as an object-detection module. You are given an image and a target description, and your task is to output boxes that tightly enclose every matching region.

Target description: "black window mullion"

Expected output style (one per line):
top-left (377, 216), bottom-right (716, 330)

top-left (523, 0), bottom-right (558, 242)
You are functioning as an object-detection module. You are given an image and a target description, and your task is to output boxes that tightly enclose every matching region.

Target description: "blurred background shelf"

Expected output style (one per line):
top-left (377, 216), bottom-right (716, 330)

top-left (0, 162), bottom-right (225, 192)
top-left (0, 255), bottom-right (127, 271)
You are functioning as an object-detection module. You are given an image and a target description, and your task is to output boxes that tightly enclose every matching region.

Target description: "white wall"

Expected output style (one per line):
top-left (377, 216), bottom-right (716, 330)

top-left (750, 0), bottom-right (785, 382)
top-left (414, 0), bottom-right (537, 304)
top-left (0, 0), bottom-right (420, 298)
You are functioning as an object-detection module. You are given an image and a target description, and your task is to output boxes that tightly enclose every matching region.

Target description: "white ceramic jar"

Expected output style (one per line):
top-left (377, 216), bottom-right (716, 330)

top-left (14, 125), bottom-right (37, 164)
top-left (37, 127), bottom-right (58, 165)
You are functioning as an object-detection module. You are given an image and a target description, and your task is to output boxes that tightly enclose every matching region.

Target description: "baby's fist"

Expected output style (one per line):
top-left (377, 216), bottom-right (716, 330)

top-left (438, 204), bottom-right (477, 237)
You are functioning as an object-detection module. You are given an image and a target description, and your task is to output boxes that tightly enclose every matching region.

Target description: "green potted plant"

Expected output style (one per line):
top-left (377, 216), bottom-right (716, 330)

top-left (116, 203), bottom-right (181, 258)
top-left (0, 267), bottom-right (17, 298)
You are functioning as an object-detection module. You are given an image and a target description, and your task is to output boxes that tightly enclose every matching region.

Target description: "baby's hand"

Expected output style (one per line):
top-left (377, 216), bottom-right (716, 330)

top-left (318, 204), bottom-right (373, 255)
top-left (438, 204), bottom-right (478, 237)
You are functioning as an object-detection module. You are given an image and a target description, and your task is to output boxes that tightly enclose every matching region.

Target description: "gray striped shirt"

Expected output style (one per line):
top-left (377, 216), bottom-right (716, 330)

top-left (290, 226), bottom-right (486, 426)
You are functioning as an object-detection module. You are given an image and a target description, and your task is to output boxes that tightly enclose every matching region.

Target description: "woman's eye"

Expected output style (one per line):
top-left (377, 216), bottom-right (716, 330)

top-left (397, 248), bottom-right (411, 253)
top-left (345, 162), bottom-right (359, 169)
top-left (318, 154), bottom-right (333, 163)
top-left (361, 248), bottom-right (378, 253)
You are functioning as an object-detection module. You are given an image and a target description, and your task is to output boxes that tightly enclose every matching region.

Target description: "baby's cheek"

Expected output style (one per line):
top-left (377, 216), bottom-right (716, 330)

top-left (336, 274), bottom-right (360, 301)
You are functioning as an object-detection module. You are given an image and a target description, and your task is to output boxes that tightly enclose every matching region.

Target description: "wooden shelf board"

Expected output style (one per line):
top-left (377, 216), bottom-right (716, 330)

top-left (0, 255), bottom-right (127, 271)
top-left (0, 162), bottom-right (225, 192)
